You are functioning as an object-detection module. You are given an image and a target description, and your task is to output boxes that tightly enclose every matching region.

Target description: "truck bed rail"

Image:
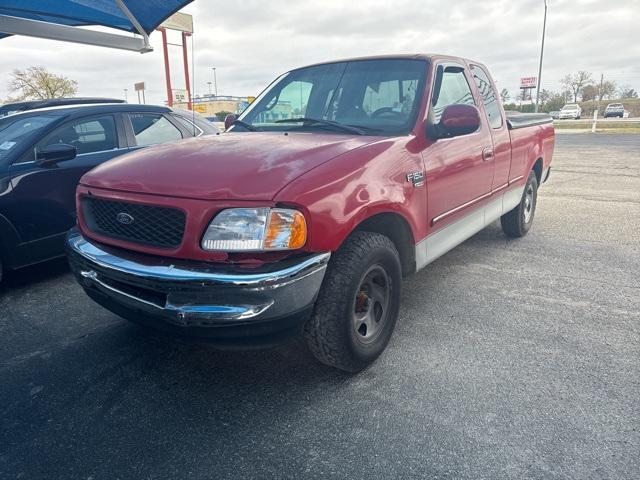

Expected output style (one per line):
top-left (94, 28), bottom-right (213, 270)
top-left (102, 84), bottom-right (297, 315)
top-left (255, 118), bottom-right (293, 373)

top-left (506, 111), bottom-right (553, 130)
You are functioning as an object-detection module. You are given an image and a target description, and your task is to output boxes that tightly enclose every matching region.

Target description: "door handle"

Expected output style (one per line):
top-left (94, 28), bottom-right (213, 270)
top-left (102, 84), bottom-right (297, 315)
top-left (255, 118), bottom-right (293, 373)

top-left (482, 147), bottom-right (494, 161)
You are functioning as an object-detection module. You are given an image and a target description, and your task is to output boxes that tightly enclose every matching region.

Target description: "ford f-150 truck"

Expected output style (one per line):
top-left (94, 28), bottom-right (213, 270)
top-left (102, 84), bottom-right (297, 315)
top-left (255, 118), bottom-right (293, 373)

top-left (67, 54), bottom-right (554, 372)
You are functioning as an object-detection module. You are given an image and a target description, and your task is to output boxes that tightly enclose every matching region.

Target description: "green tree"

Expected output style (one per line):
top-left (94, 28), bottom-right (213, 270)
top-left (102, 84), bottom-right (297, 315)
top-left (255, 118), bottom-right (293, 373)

top-left (7, 66), bottom-right (78, 101)
top-left (543, 93), bottom-right (566, 112)
top-left (581, 84), bottom-right (598, 101)
top-left (538, 88), bottom-right (552, 104)
top-left (215, 110), bottom-right (233, 121)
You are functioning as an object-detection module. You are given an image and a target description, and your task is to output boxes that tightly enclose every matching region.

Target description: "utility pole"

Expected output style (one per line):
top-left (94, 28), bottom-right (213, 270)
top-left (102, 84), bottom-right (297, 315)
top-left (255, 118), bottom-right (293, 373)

top-left (535, 0), bottom-right (548, 113)
top-left (598, 73), bottom-right (604, 105)
top-left (212, 67), bottom-right (218, 97)
top-left (123, 88), bottom-right (128, 102)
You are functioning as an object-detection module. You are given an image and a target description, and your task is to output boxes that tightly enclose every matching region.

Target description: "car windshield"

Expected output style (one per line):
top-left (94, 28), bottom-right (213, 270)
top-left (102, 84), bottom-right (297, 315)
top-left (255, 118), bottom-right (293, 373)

top-left (0, 114), bottom-right (60, 160)
top-left (562, 105), bottom-right (578, 110)
top-left (235, 59), bottom-right (428, 135)
top-left (608, 104), bottom-right (623, 108)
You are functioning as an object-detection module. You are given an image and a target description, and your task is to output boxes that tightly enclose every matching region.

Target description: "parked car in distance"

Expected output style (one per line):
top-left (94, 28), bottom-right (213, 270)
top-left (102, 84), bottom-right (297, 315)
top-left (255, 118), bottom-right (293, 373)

top-left (67, 54), bottom-right (554, 372)
top-left (559, 104), bottom-right (581, 119)
top-left (604, 103), bottom-right (625, 118)
top-left (0, 97), bottom-right (125, 118)
top-left (549, 110), bottom-right (560, 119)
top-left (0, 103), bottom-right (219, 280)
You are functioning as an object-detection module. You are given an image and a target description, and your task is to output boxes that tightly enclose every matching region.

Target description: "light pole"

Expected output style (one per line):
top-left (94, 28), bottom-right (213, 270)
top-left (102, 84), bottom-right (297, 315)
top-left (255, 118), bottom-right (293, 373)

top-left (212, 67), bottom-right (218, 97)
top-left (123, 88), bottom-right (128, 102)
top-left (207, 81), bottom-right (212, 96)
top-left (535, 0), bottom-right (548, 113)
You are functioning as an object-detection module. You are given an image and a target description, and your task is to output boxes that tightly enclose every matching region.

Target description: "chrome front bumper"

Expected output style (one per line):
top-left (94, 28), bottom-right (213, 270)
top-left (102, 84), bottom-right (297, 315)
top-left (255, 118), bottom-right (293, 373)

top-left (66, 229), bottom-right (329, 339)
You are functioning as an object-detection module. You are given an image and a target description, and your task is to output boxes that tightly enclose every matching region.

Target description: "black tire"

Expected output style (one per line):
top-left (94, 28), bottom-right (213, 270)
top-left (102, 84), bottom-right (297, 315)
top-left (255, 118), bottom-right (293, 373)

top-left (304, 231), bottom-right (402, 372)
top-left (501, 170), bottom-right (538, 238)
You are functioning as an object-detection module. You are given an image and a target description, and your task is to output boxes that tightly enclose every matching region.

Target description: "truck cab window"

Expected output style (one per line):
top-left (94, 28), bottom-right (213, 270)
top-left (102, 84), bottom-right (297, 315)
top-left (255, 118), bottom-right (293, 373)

top-left (432, 67), bottom-right (475, 123)
top-left (471, 65), bottom-right (503, 129)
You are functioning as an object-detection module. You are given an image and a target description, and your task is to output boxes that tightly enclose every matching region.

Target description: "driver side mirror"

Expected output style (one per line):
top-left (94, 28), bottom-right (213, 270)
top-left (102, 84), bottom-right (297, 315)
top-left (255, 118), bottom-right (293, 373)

top-left (224, 113), bottom-right (237, 131)
top-left (35, 143), bottom-right (77, 166)
top-left (430, 104), bottom-right (481, 139)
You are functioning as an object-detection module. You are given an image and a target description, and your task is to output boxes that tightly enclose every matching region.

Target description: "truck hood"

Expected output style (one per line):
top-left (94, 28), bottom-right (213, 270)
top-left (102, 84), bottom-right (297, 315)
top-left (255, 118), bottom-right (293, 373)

top-left (81, 132), bottom-right (377, 201)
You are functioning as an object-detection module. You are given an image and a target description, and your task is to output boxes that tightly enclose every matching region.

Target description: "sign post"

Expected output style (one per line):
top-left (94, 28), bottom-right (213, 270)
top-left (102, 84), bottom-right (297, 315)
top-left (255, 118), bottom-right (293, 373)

top-left (157, 12), bottom-right (194, 108)
top-left (520, 77), bottom-right (537, 103)
top-left (134, 81), bottom-right (146, 104)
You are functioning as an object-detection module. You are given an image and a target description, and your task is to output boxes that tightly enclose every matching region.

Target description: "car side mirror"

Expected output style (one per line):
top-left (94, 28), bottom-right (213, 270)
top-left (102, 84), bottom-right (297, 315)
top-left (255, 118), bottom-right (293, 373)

top-left (224, 113), bottom-right (237, 131)
top-left (432, 104), bottom-right (481, 139)
top-left (35, 143), bottom-right (77, 166)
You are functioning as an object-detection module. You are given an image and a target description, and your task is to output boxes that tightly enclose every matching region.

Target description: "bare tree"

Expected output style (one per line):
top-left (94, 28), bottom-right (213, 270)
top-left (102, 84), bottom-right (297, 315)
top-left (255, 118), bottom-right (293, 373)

top-left (618, 86), bottom-right (638, 99)
top-left (7, 66), bottom-right (78, 101)
top-left (597, 80), bottom-right (617, 101)
top-left (561, 71), bottom-right (593, 102)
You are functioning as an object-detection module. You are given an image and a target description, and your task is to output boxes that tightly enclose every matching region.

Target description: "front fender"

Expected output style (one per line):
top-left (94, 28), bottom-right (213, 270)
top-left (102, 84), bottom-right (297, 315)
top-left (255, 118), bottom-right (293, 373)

top-left (275, 137), bottom-right (427, 252)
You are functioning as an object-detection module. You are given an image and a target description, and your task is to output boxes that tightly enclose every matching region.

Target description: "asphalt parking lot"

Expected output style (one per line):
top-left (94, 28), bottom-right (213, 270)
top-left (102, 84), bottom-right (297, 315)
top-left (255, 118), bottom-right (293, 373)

top-left (1, 133), bottom-right (638, 480)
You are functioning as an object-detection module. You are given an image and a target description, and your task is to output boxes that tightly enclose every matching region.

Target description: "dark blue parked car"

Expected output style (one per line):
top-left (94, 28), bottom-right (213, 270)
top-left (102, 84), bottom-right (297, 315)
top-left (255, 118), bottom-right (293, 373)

top-left (0, 103), bottom-right (219, 280)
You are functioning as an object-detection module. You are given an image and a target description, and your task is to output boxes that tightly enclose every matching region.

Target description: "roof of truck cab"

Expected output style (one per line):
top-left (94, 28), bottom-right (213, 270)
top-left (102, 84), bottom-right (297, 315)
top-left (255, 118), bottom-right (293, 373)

top-left (295, 53), bottom-right (483, 71)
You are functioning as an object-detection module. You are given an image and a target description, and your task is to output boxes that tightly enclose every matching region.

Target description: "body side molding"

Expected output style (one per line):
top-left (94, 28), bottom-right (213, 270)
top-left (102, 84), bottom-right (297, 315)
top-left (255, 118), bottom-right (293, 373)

top-left (415, 184), bottom-right (525, 271)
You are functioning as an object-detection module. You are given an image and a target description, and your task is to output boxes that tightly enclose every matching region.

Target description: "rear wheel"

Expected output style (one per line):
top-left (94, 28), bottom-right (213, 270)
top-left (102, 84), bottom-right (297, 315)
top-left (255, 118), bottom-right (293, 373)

top-left (304, 232), bottom-right (402, 372)
top-left (501, 171), bottom-right (538, 238)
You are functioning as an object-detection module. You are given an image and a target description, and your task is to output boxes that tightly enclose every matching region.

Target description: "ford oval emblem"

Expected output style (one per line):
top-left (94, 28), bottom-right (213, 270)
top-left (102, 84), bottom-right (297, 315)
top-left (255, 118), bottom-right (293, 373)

top-left (116, 212), bottom-right (135, 225)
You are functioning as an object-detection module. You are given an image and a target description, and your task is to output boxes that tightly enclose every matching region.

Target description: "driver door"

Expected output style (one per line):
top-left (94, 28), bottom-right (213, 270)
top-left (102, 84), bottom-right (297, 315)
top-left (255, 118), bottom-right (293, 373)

top-left (423, 62), bottom-right (495, 231)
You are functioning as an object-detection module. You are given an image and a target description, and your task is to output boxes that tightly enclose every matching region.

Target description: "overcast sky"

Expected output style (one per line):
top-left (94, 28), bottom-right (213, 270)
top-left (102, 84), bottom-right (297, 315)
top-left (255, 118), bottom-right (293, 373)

top-left (1, 0), bottom-right (639, 104)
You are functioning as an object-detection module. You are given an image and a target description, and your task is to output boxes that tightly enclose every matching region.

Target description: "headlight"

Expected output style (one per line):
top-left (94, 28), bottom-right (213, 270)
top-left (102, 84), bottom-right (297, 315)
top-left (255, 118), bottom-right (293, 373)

top-left (201, 208), bottom-right (307, 251)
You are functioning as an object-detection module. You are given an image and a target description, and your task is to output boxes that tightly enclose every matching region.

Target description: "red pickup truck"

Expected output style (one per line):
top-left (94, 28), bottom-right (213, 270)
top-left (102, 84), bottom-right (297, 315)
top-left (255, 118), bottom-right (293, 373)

top-left (67, 54), bottom-right (554, 372)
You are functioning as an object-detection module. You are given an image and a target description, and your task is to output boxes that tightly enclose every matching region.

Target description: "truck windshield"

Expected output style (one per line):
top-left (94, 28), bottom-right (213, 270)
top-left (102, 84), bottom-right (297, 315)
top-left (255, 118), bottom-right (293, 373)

top-left (0, 114), bottom-right (60, 160)
top-left (236, 59), bottom-right (428, 136)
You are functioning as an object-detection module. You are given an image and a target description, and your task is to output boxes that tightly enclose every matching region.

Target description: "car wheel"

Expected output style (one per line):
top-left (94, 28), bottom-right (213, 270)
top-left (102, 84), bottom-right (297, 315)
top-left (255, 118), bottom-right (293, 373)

top-left (304, 231), bottom-right (402, 372)
top-left (501, 170), bottom-right (539, 238)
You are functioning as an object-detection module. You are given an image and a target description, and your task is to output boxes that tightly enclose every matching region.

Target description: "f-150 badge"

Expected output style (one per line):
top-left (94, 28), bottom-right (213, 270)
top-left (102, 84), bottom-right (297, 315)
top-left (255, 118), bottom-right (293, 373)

top-left (406, 171), bottom-right (425, 187)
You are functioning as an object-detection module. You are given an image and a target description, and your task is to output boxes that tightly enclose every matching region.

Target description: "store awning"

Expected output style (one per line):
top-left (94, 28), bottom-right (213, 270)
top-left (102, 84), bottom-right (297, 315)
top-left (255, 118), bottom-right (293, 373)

top-left (0, 0), bottom-right (194, 53)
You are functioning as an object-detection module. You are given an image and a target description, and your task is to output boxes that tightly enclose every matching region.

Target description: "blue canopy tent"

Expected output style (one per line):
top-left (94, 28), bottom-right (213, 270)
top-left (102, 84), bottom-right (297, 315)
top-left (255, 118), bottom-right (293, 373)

top-left (0, 0), bottom-right (193, 53)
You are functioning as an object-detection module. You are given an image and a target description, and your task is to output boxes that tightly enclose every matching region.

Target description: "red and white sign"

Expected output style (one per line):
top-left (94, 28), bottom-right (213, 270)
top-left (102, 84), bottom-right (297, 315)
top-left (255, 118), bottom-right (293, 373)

top-left (520, 77), bottom-right (537, 89)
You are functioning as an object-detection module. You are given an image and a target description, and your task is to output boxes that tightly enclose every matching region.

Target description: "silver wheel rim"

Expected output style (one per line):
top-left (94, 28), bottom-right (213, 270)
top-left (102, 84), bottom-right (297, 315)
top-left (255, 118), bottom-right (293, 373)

top-left (523, 184), bottom-right (535, 223)
top-left (352, 265), bottom-right (391, 345)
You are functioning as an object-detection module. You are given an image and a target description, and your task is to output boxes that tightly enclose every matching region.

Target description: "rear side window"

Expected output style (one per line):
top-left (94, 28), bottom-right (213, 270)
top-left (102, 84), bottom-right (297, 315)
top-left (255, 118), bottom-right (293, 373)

top-left (432, 66), bottom-right (475, 123)
top-left (128, 113), bottom-right (182, 146)
top-left (471, 65), bottom-right (503, 129)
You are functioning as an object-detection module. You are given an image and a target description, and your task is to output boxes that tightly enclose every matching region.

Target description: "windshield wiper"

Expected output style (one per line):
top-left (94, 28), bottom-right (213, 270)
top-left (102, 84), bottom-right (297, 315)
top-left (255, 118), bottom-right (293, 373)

top-left (231, 119), bottom-right (259, 131)
top-left (275, 117), bottom-right (366, 135)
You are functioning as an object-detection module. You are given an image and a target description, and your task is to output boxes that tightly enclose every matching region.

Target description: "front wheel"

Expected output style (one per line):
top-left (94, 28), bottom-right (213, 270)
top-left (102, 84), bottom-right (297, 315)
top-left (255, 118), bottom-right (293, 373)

top-left (304, 232), bottom-right (402, 372)
top-left (501, 171), bottom-right (538, 238)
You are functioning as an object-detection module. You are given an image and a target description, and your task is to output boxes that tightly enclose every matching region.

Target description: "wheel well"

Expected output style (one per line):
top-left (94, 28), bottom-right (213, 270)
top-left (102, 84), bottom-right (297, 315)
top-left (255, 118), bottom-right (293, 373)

top-left (532, 158), bottom-right (543, 184)
top-left (353, 212), bottom-right (416, 277)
